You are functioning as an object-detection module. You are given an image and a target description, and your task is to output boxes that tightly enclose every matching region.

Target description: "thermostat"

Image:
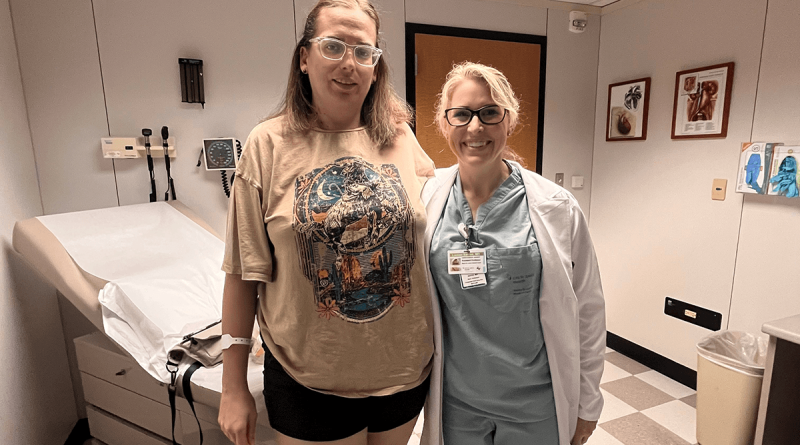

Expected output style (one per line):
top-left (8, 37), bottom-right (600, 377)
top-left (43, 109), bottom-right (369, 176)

top-left (202, 138), bottom-right (237, 171)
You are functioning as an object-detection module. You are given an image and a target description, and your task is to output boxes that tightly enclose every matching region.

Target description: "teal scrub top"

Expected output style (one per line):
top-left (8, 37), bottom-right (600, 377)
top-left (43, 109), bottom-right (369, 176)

top-left (430, 163), bottom-right (555, 423)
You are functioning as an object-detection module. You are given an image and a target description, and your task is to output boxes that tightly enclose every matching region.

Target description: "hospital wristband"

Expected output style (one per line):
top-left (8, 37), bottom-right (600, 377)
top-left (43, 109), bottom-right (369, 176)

top-left (221, 334), bottom-right (252, 350)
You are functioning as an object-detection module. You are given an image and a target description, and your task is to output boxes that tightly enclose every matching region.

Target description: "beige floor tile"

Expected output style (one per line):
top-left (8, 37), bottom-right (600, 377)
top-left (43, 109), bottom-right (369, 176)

top-left (635, 370), bottom-right (695, 399)
top-left (602, 361), bottom-right (632, 384)
top-left (601, 376), bottom-right (675, 411)
top-left (602, 412), bottom-right (691, 445)
top-left (598, 388), bottom-right (637, 424)
top-left (604, 352), bottom-right (651, 375)
top-left (585, 426), bottom-right (625, 445)
top-left (408, 411), bottom-right (423, 445)
top-left (680, 393), bottom-right (697, 408)
top-left (606, 347), bottom-right (615, 354)
top-left (642, 400), bottom-right (697, 444)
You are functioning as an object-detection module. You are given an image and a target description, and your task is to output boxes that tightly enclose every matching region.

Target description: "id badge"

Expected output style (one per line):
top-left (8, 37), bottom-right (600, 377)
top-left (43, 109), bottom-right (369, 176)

top-left (447, 249), bottom-right (487, 274)
top-left (460, 273), bottom-right (487, 289)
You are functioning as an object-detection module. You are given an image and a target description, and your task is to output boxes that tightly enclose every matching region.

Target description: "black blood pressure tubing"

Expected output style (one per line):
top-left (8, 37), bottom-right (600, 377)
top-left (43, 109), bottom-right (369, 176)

top-left (142, 128), bottom-right (157, 202)
top-left (162, 126), bottom-right (177, 201)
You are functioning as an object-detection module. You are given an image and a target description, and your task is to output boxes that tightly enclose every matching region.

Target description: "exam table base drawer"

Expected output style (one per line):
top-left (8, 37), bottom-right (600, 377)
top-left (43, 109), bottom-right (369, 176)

top-left (81, 371), bottom-right (182, 441)
top-left (75, 332), bottom-right (278, 444)
top-left (75, 333), bottom-right (178, 407)
top-left (87, 405), bottom-right (171, 445)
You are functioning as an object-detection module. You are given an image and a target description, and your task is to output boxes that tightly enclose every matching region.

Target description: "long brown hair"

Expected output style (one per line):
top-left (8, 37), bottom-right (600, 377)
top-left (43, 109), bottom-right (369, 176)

top-left (269, 0), bottom-right (411, 147)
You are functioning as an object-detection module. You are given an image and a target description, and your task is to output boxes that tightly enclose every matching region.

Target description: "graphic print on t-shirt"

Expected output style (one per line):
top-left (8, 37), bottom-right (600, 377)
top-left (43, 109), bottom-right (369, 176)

top-left (293, 157), bottom-right (416, 323)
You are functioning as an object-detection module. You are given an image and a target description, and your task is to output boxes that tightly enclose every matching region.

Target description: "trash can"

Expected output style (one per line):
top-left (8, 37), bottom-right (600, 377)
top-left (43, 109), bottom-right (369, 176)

top-left (696, 330), bottom-right (767, 445)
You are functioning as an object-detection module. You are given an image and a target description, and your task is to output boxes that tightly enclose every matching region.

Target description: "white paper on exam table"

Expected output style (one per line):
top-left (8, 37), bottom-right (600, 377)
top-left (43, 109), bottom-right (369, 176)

top-left (37, 203), bottom-right (239, 387)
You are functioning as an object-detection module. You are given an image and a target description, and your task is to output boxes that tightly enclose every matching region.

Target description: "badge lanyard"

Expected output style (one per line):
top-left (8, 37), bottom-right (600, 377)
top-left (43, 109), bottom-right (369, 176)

top-left (448, 223), bottom-right (487, 289)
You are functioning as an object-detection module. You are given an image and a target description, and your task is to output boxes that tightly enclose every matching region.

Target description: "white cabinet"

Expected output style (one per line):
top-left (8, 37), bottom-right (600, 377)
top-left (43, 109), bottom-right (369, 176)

top-left (75, 332), bottom-right (277, 445)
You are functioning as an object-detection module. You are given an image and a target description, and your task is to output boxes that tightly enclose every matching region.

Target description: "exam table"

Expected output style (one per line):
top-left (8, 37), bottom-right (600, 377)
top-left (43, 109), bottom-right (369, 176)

top-left (13, 201), bottom-right (278, 445)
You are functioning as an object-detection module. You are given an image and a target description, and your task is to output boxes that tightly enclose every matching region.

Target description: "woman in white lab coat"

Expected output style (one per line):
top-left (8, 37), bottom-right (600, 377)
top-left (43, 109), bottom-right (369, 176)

top-left (420, 62), bottom-right (606, 445)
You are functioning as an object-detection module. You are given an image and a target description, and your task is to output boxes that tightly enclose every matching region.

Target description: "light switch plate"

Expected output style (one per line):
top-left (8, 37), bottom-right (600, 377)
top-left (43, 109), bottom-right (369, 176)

top-left (555, 173), bottom-right (564, 186)
top-left (711, 179), bottom-right (727, 200)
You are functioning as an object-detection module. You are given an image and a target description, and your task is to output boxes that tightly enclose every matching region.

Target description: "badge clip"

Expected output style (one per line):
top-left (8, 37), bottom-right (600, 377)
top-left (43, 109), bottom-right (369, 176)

top-left (457, 223), bottom-right (479, 250)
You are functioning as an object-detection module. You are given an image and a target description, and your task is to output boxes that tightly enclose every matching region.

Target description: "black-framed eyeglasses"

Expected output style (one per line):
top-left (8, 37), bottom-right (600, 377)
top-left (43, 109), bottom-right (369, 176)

top-left (444, 105), bottom-right (507, 127)
top-left (308, 37), bottom-right (383, 67)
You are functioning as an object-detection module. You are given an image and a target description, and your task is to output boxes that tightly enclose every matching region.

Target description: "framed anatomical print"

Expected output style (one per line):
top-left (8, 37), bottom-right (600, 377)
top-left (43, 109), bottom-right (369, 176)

top-left (671, 62), bottom-right (734, 139)
top-left (606, 77), bottom-right (650, 141)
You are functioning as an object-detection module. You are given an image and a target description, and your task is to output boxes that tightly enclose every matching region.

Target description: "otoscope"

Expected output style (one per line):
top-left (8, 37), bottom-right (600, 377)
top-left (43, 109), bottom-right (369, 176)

top-left (142, 128), bottom-right (157, 202)
top-left (162, 126), bottom-right (177, 200)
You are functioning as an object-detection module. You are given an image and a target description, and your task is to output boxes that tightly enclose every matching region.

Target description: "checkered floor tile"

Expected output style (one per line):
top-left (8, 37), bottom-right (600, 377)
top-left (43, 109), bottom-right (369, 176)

top-left (408, 347), bottom-right (698, 445)
top-left (589, 348), bottom-right (698, 445)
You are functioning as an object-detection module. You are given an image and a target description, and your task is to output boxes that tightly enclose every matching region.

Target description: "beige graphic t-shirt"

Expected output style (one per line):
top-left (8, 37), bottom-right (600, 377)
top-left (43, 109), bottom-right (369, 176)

top-left (223, 116), bottom-right (435, 397)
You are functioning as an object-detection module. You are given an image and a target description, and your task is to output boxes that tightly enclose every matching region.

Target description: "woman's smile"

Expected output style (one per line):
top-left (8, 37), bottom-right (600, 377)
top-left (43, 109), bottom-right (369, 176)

top-left (445, 77), bottom-right (509, 171)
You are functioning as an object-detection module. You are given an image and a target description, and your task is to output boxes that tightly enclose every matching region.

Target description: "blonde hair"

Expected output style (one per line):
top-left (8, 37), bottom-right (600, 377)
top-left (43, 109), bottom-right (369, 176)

top-left (269, 0), bottom-right (412, 147)
top-left (435, 62), bottom-right (524, 165)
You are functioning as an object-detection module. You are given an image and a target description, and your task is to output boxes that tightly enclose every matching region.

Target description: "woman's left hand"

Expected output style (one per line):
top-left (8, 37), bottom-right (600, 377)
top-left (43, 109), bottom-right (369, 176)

top-left (571, 417), bottom-right (598, 445)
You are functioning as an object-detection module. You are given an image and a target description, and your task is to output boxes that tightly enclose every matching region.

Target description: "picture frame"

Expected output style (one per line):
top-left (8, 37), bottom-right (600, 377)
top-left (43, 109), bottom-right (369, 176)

top-left (671, 62), bottom-right (735, 140)
top-left (606, 77), bottom-right (651, 141)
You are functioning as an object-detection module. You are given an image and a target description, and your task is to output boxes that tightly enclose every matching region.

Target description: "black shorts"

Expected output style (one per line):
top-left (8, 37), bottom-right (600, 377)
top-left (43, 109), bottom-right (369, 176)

top-left (262, 351), bottom-right (430, 442)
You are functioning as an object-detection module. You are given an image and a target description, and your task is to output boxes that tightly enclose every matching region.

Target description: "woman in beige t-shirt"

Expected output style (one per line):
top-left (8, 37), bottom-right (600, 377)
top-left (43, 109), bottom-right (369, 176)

top-left (218, 1), bottom-right (435, 444)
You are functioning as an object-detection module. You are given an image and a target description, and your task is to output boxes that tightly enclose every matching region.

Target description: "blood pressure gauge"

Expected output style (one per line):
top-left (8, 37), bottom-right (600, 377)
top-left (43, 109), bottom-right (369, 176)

top-left (202, 138), bottom-right (237, 170)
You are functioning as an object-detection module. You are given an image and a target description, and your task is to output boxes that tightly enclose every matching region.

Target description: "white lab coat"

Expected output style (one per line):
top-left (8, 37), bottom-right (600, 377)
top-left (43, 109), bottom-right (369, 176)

top-left (420, 162), bottom-right (606, 445)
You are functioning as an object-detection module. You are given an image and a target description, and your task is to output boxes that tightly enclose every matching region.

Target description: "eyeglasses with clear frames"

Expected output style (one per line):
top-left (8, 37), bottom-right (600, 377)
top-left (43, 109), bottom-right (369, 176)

top-left (444, 105), bottom-right (507, 127)
top-left (308, 37), bottom-right (383, 67)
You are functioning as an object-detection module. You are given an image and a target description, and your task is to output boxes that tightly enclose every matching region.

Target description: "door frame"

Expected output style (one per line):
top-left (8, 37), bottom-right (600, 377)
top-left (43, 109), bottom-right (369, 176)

top-left (405, 23), bottom-right (547, 174)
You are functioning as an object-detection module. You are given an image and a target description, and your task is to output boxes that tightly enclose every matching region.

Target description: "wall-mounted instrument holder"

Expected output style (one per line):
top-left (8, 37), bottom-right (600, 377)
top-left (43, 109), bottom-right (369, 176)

top-left (100, 137), bottom-right (176, 159)
top-left (179, 58), bottom-right (205, 108)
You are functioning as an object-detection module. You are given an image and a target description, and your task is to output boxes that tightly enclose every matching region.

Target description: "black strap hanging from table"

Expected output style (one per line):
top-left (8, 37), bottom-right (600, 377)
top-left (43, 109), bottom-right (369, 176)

top-left (168, 361), bottom-right (205, 445)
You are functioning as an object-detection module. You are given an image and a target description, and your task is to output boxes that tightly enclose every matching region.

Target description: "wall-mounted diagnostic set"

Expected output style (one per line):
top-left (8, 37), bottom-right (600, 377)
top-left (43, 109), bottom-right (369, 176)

top-left (101, 136), bottom-right (176, 159)
top-left (100, 127), bottom-right (178, 202)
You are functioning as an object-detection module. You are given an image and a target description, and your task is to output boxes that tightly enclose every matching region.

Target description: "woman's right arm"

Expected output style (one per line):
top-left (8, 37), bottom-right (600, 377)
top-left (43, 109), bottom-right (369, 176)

top-left (218, 273), bottom-right (259, 445)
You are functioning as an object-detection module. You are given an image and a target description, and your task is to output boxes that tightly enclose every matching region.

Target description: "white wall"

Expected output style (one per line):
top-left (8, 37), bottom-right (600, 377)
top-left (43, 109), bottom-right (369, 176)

top-left (590, 0), bottom-right (800, 370)
top-left (542, 8), bottom-right (599, 213)
top-left (92, 0), bottom-right (297, 233)
top-left (10, 0), bottom-right (116, 215)
top-left (0, 0), bottom-right (77, 442)
top-left (727, 0), bottom-right (800, 339)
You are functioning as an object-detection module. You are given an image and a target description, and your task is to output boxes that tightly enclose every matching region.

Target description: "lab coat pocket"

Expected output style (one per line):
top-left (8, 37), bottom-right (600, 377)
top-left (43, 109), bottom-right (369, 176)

top-left (487, 243), bottom-right (542, 313)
